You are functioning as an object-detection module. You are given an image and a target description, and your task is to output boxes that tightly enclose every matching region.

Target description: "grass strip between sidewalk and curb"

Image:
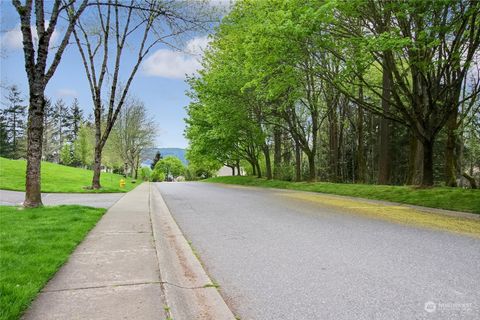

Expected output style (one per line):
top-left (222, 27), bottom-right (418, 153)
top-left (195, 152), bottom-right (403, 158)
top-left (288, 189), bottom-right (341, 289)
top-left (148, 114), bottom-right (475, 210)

top-left (0, 157), bottom-right (137, 193)
top-left (0, 205), bottom-right (106, 320)
top-left (204, 176), bottom-right (480, 214)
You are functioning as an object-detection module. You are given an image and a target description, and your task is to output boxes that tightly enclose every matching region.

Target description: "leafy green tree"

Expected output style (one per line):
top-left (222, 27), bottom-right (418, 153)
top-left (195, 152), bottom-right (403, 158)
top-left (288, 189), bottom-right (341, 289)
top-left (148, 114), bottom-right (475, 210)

top-left (60, 143), bottom-right (73, 166)
top-left (154, 156), bottom-right (185, 180)
top-left (151, 170), bottom-right (165, 182)
top-left (73, 124), bottom-right (94, 168)
top-left (139, 166), bottom-right (152, 181)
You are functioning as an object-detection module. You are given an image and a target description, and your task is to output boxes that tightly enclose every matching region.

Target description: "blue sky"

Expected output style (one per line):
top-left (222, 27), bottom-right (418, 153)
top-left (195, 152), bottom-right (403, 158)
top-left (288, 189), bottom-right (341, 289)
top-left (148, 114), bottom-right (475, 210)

top-left (0, 1), bottom-right (225, 148)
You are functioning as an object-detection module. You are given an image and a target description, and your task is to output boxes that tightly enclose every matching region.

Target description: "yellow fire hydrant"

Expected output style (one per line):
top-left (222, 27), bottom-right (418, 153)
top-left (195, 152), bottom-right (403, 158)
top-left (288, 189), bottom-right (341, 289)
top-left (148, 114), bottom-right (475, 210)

top-left (119, 178), bottom-right (126, 188)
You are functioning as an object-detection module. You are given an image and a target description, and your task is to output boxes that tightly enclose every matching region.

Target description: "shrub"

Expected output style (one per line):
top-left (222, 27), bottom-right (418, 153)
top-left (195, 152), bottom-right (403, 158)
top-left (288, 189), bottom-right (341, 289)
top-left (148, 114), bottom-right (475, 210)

top-left (151, 170), bottom-right (165, 182)
top-left (139, 166), bottom-right (152, 181)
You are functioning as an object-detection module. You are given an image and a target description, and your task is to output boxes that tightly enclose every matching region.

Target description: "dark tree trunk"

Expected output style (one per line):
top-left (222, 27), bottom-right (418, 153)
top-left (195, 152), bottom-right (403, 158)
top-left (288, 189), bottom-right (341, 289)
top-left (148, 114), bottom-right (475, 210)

top-left (92, 145), bottom-right (103, 189)
top-left (307, 151), bottom-right (316, 182)
top-left (250, 160), bottom-right (256, 176)
top-left (378, 63), bottom-right (392, 185)
top-left (230, 166), bottom-right (235, 176)
top-left (295, 140), bottom-right (301, 182)
top-left (236, 160), bottom-right (241, 176)
top-left (328, 110), bottom-right (339, 182)
top-left (263, 144), bottom-right (272, 180)
top-left (356, 88), bottom-right (366, 184)
top-left (255, 160), bottom-right (262, 178)
top-left (421, 138), bottom-right (434, 187)
top-left (273, 128), bottom-right (282, 179)
top-left (406, 134), bottom-right (423, 185)
top-left (445, 108), bottom-right (458, 187)
top-left (24, 90), bottom-right (45, 207)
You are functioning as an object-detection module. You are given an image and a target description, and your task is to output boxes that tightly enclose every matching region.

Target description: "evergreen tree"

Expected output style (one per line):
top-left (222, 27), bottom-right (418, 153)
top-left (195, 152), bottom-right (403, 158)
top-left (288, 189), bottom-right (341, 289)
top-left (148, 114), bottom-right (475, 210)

top-left (0, 113), bottom-right (12, 157)
top-left (42, 98), bottom-right (56, 161)
top-left (66, 98), bottom-right (83, 142)
top-left (151, 151), bottom-right (162, 170)
top-left (52, 99), bottom-right (69, 162)
top-left (2, 85), bottom-right (26, 158)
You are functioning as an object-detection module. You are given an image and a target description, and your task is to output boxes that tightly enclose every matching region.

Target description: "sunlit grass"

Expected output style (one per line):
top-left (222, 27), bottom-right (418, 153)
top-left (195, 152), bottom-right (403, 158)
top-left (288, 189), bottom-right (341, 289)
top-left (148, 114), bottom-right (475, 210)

top-left (0, 157), bottom-right (137, 193)
top-left (0, 205), bottom-right (105, 320)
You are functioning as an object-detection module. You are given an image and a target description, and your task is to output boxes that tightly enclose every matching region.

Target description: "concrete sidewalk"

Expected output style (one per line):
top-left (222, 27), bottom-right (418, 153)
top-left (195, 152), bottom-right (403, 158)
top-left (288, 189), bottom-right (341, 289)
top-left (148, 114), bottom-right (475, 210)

top-left (23, 183), bottom-right (168, 320)
top-left (23, 182), bottom-right (235, 320)
top-left (0, 189), bottom-right (124, 208)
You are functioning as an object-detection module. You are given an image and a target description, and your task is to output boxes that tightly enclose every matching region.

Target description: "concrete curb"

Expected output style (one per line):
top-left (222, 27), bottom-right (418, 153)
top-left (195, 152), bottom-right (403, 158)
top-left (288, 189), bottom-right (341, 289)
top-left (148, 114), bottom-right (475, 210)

top-left (149, 183), bottom-right (236, 320)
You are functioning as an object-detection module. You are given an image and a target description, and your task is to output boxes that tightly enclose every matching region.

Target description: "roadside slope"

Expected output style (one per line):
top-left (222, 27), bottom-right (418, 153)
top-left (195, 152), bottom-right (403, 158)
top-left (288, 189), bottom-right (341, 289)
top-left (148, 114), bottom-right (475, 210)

top-left (205, 176), bottom-right (480, 214)
top-left (0, 157), bottom-right (136, 193)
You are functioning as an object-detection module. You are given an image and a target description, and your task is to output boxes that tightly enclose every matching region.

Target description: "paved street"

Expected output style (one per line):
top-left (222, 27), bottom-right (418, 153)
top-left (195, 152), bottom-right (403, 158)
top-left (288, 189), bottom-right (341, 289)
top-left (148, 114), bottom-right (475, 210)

top-left (155, 182), bottom-right (480, 320)
top-left (0, 189), bottom-right (124, 208)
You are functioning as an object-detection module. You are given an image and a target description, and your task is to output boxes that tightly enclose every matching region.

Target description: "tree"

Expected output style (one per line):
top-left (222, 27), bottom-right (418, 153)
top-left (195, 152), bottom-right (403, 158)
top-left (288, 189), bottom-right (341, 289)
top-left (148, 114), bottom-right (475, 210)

top-left (185, 0), bottom-right (480, 188)
top-left (109, 98), bottom-right (156, 179)
top-left (66, 98), bottom-right (83, 142)
top-left (42, 98), bottom-right (56, 162)
top-left (72, 0), bottom-right (212, 189)
top-left (2, 85), bottom-right (27, 158)
top-left (0, 113), bottom-right (12, 157)
top-left (51, 99), bottom-right (69, 162)
top-left (154, 156), bottom-right (185, 180)
top-left (151, 151), bottom-right (162, 170)
top-left (73, 123), bottom-right (94, 168)
top-left (321, 0), bottom-right (480, 186)
top-left (60, 143), bottom-right (73, 166)
top-left (13, 0), bottom-right (88, 207)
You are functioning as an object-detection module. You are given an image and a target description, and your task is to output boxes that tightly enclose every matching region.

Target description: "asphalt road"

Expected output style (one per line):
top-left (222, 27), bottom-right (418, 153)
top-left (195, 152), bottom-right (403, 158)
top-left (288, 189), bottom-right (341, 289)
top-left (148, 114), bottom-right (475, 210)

top-left (154, 182), bottom-right (480, 320)
top-left (0, 189), bottom-right (124, 208)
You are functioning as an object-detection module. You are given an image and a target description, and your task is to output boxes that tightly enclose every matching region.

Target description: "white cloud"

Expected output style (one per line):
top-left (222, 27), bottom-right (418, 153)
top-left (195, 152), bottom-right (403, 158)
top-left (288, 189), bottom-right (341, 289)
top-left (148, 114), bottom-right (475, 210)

top-left (56, 88), bottom-right (78, 98)
top-left (1, 23), bottom-right (59, 50)
top-left (142, 36), bottom-right (210, 79)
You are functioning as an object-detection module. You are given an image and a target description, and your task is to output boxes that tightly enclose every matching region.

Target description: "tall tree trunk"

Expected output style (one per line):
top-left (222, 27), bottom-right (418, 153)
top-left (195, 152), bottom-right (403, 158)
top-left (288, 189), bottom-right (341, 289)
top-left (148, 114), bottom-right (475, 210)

top-left (92, 145), bottom-right (103, 189)
top-left (236, 160), bottom-right (241, 176)
top-left (295, 139), bottom-right (301, 182)
top-left (134, 154), bottom-right (139, 180)
top-left (378, 64), bottom-right (392, 184)
top-left (445, 108), bottom-right (458, 187)
top-left (230, 165), bottom-right (235, 176)
top-left (421, 138), bottom-right (434, 187)
top-left (328, 111), bottom-right (339, 182)
top-left (273, 128), bottom-right (282, 179)
top-left (250, 160), bottom-right (256, 176)
top-left (407, 134), bottom-right (423, 185)
top-left (356, 97), bottom-right (366, 183)
top-left (307, 151), bottom-right (316, 182)
top-left (24, 90), bottom-right (45, 207)
top-left (263, 144), bottom-right (272, 180)
top-left (255, 159), bottom-right (262, 178)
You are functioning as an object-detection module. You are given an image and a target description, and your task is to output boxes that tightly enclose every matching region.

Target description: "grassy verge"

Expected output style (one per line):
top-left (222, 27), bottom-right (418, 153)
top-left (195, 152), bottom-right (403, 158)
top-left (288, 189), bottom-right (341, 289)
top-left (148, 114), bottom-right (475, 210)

top-left (0, 157), bottom-right (137, 193)
top-left (205, 176), bottom-right (480, 214)
top-left (0, 205), bottom-right (106, 320)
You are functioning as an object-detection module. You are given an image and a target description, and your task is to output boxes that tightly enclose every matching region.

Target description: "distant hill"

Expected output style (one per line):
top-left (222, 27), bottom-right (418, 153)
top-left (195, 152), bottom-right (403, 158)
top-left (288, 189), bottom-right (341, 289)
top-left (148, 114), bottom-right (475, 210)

top-left (142, 148), bottom-right (187, 166)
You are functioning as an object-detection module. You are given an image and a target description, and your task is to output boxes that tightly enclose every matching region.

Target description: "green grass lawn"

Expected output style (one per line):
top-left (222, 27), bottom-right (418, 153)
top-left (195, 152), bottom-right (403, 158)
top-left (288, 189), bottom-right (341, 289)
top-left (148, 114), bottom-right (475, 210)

top-left (0, 157), bottom-right (137, 193)
top-left (205, 176), bottom-right (480, 214)
top-left (0, 205), bottom-right (105, 320)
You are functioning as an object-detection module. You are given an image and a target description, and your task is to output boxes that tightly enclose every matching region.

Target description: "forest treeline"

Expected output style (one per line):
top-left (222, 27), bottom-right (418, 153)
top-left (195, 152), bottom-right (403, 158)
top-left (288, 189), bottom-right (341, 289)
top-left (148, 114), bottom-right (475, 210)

top-left (185, 0), bottom-right (480, 187)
